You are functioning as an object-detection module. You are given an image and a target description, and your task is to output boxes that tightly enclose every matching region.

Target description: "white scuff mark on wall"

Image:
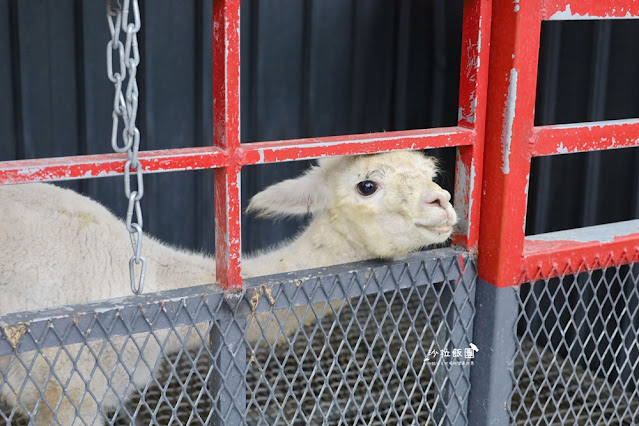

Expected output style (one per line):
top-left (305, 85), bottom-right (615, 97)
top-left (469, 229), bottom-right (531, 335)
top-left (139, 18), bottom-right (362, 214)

top-left (513, 0), bottom-right (520, 13)
top-left (501, 68), bottom-right (518, 174)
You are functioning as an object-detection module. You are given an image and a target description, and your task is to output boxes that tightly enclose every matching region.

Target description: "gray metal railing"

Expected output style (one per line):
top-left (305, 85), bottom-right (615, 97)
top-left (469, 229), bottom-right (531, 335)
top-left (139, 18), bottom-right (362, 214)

top-left (0, 248), bottom-right (476, 425)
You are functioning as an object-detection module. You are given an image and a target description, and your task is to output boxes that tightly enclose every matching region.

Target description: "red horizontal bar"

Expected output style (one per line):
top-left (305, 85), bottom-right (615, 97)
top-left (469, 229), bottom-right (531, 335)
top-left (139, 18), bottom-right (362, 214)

top-left (0, 128), bottom-right (475, 184)
top-left (521, 227), bottom-right (639, 283)
top-left (0, 147), bottom-right (229, 184)
top-left (530, 119), bottom-right (639, 157)
top-left (542, 0), bottom-right (639, 20)
top-left (237, 127), bottom-right (475, 165)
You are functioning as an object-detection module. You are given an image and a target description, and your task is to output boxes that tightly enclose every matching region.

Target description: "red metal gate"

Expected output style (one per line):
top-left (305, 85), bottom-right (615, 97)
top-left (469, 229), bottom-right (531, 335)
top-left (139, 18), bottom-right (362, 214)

top-left (480, 0), bottom-right (639, 288)
top-left (0, 0), bottom-right (491, 292)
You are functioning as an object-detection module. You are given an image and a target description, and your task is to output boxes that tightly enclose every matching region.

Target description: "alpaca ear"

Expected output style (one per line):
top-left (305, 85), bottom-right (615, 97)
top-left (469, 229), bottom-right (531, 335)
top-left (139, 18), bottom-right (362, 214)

top-left (246, 167), bottom-right (329, 218)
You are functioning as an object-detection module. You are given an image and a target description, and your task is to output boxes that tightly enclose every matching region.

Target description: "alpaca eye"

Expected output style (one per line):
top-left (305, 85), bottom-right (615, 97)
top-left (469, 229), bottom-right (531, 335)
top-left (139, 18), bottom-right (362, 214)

top-left (357, 180), bottom-right (378, 196)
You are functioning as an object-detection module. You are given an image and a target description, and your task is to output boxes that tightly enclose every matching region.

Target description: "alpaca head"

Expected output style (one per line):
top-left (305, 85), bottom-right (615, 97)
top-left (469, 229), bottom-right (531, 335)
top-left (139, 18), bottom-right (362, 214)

top-left (246, 150), bottom-right (458, 259)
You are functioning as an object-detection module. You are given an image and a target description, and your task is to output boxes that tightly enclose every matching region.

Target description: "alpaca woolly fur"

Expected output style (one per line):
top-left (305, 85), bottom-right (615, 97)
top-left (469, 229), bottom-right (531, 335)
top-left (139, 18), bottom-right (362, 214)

top-left (0, 150), bottom-right (457, 424)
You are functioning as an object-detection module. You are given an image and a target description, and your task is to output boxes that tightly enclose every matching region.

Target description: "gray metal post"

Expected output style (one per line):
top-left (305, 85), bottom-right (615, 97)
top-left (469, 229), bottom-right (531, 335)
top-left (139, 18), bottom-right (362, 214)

top-left (209, 294), bottom-right (247, 426)
top-left (435, 260), bottom-right (476, 426)
top-left (467, 278), bottom-right (518, 426)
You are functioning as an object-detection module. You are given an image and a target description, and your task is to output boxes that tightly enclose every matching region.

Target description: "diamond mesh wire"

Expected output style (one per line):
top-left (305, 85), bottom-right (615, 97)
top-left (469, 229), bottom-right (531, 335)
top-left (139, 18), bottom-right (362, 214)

top-left (241, 250), bottom-right (476, 425)
top-left (512, 261), bottom-right (639, 425)
top-left (0, 249), bottom-right (475, 425)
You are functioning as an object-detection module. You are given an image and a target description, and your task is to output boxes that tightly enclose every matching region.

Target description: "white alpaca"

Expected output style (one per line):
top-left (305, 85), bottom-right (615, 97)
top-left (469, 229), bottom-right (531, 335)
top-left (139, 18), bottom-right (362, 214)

top-left (0, 151), bottom-right (457, 425)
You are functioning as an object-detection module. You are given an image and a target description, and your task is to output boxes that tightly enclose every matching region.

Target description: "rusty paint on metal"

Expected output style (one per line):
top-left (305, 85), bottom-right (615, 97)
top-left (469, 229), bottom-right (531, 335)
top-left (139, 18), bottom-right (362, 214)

top-left (453, 147), bottom-right (480, 249)
top-left (478, 0), bottom-right (542, 287)
top-left (523, 233), bottom-right (639, 281)
top-left (214, 165), bottom-right (242, 290)
top-left (544, 2), bottom-right (639, 20)
top-left (530, 119), bottom-right (639, 157)
top-left (454, 149), bottom-right (471, 240)
top-left (0, 0), bottom-right (495, 292)
top-left (238, 127), bottom-right (475, 165)
top-left (527, 220), bottom-right (639, 244)
top-left (452, 0), bottom-right (491, 251)
top-left (0, 148), bottom-right (229, 185)
top-left (501, 68), bottom-right (518, 175)
top-left (1, 323), bottom-right (27, 349)
top-left (482, 0), bottom-right (638, 287)
top-left (213, 0), bottom-right (242, 290)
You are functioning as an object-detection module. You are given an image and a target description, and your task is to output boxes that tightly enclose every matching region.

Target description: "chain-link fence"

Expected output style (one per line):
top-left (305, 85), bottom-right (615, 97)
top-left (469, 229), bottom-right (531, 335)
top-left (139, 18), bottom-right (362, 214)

top-left (0, 248), bottom-right (476, 425)
top-left (512, 260), bottom-right (639, 424)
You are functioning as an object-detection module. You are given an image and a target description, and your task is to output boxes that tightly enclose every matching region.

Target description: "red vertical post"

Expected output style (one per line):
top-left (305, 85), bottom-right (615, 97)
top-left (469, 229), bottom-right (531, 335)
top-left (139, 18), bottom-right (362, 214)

top-left (453, 0), bottom-right (492, 251)
top-left (213, 0), bottom-right (242, 290)
top-left (477, 0), bottom-right (542, 287)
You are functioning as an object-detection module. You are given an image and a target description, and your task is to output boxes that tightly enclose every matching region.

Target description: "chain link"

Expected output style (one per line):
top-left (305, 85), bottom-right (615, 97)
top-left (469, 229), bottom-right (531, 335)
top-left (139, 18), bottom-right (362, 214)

top-left (107, 0), bottom-right (146, 295)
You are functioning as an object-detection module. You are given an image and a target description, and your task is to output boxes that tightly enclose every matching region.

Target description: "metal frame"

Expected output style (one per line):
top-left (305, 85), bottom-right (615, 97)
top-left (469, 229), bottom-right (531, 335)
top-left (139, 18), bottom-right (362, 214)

top-left (0, 248), bottom-right (476, 424)
top-left (2, 0), bottom-right (638, 424)
top-left (0, 0), bottom-right (491, 292)
top-left (479, 0), bottom-right (639, 288)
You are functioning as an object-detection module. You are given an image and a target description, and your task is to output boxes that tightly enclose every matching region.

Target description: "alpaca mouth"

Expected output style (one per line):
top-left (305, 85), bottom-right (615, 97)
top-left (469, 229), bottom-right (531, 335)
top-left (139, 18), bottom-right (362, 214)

top-left (415, 223), bottom-right (453, 234)
top-left (427, 225), bottom-right (453, 234)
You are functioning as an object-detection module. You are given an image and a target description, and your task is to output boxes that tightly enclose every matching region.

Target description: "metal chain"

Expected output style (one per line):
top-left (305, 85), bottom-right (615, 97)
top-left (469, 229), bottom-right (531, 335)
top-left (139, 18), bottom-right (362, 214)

top-left (107, 0), bottom-right (147, 295)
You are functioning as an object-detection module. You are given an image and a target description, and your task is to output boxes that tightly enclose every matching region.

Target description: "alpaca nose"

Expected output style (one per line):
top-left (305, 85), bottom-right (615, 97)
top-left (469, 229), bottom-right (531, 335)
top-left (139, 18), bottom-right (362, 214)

top-left (423, 190), bottom-right (451, 208)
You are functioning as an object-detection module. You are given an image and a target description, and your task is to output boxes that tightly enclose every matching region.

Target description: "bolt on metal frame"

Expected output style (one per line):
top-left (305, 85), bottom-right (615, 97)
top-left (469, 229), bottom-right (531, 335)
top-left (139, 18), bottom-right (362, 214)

top-left (479, 0), bottom-right (639, 288)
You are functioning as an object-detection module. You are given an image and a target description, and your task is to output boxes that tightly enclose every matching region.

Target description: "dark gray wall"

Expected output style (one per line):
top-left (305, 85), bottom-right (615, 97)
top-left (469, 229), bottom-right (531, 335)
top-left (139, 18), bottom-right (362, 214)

top-left (0, 0), bottom-right (638, 254)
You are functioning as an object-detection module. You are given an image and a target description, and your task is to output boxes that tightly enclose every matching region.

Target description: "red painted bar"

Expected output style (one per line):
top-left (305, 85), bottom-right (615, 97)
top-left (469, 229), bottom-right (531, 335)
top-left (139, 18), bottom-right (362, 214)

top-left (214, 165), bottom-right (243, 291)
top-left (213, 0), bottom-right (242, 290)
top-left (452, 0), bottom-right (492, 250)
top-left (542, 0), bottom-right (639, 20)
top-left (522, 234), bottom-right (639, 281)
top-left (530, 119), bottom-right (639, 157)
top-left (237, 127), bottom-right (475, 165)
top-left (0, 147), bottom-right (229, 184)
top-left (477, 0), bottom-right (543, 287)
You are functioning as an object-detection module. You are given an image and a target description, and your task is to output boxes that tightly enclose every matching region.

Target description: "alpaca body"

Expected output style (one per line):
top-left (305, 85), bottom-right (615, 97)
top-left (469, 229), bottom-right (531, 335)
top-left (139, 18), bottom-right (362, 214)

top-left (0, 151), bottom-right (457, 424)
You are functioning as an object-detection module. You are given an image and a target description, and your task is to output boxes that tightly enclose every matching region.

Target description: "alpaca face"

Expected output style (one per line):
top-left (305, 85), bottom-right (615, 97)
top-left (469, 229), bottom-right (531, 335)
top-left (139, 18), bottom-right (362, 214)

top-left (322, 151), bottom-right (457, 258)
top-left (246, 150), bottom-right (458, 260)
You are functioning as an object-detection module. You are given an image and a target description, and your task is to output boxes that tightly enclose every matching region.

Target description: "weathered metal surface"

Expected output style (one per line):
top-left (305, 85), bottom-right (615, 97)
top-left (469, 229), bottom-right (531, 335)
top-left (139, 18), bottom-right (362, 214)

top-left (531, 118), bottom-right (639, 156)
top-left (543, 1), bottom-right (639, 20)
top-left (0, 148), bottom-right (229, 184)
top-left (238, 127), bottom-right (475, 165)
top-left (213, 0), bottom-right (242, 290)
top-left (478, 0), bottom-right (542, 287)
top-left (479, 0), bottom-right (638, 287)
top-left (452, 0), bottom-right (492, 251)
top-left (523, 220), bottom-right (639, 279)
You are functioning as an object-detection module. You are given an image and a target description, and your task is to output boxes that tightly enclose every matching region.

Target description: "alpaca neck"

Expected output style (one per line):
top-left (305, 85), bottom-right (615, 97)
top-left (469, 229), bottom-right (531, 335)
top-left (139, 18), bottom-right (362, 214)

top-left (146, 242), bottom-right (217, 292)
top-left (149, 215), bottom-right (375, 289)
top-left (242, 215), bottom-right (374, 277)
